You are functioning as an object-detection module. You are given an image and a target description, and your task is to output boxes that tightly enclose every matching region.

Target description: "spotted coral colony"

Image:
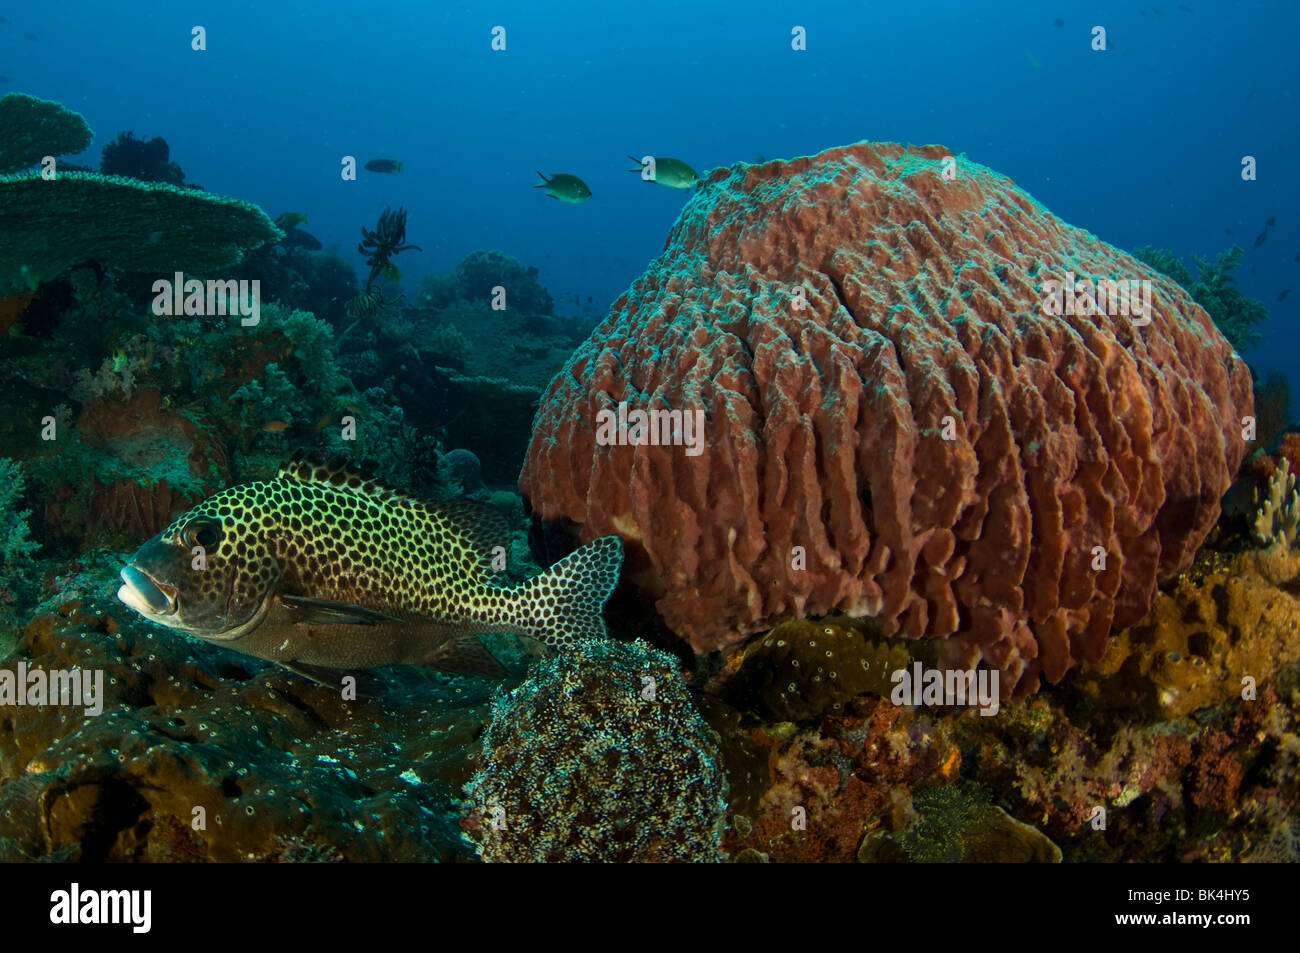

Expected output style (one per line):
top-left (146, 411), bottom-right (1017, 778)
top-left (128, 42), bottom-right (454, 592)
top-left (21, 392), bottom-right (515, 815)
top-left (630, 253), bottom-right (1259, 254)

top-left (0, 18), bottom-right (1297, 876)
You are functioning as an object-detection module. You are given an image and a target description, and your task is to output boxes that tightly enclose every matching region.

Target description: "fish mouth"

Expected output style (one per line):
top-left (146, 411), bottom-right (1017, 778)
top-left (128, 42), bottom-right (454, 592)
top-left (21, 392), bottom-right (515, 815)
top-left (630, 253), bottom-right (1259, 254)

top-left (117, 565), bottom-right (179, 617)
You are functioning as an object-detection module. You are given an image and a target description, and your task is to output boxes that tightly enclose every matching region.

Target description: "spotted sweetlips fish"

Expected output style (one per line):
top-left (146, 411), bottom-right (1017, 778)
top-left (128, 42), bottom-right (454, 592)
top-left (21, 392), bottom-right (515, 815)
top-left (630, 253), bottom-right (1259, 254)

top-left (116, 453), bottom-right (623, 679)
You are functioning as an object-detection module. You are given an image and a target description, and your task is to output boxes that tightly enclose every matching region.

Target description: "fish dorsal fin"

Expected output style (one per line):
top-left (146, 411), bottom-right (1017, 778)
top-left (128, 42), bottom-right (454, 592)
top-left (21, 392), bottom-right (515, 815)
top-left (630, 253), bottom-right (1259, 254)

top-left (277, 450), bottom-right (409, 504)
top-left (430, 499), bottom-right (514, 575)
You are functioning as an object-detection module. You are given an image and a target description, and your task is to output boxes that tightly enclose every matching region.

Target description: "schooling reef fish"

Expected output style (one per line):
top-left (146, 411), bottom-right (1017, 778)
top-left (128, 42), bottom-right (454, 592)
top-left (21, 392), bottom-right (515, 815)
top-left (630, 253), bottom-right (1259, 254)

top-left (364, 158), bottom-right (403, 174)
top-left (534, 170), bottom-right (591, 203)
top-left (117, 453), bottom-right (623, 679)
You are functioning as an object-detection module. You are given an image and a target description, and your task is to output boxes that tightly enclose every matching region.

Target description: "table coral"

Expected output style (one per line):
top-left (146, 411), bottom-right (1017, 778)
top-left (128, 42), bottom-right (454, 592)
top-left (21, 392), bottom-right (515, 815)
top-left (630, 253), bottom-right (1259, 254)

top-left (521, 141), bottom-right (1252, 696)
top-left (0, 171), bottom-right (281, 295)
top-left (0, 93), bottom-right (92, 174)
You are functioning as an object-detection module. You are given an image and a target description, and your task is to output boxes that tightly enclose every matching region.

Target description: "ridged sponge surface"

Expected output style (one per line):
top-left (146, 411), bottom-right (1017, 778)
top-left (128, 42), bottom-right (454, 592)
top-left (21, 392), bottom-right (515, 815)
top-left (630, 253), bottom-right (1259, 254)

top-left (520, 142), bottom-right (1252, 695)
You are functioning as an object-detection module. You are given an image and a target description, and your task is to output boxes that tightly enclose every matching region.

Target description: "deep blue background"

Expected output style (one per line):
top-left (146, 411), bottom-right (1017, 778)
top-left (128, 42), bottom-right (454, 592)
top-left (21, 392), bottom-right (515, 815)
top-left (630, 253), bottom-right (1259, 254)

top-left (2, 0), bottom-right (1294, 385)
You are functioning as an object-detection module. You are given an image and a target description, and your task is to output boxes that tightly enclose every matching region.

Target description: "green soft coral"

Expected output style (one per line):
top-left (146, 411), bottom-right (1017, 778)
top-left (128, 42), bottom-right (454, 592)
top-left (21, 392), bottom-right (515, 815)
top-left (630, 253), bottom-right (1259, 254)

top-left (1133, 244), bottom-right (1268, 352)
top-left (270, 302), bottom-right (346, 407)
top-left (0, 458), bottom-right (41, 601)
top-left (228, 303), bottom-right (348, 433)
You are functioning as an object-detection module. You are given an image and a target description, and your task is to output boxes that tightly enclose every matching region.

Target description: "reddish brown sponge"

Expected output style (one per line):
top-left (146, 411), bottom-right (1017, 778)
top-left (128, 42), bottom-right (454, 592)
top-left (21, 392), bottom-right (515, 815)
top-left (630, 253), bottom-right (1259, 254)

top-left (520, 142), bottom-right (1252, 695)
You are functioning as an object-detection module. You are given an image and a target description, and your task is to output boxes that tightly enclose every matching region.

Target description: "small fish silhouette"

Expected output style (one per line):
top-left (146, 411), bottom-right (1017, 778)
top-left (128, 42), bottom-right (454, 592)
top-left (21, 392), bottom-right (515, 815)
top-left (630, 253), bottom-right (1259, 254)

top-left (1279, 289), bottom-right (1292, 302)
top-left (23, 30), bottom-right (37, 40)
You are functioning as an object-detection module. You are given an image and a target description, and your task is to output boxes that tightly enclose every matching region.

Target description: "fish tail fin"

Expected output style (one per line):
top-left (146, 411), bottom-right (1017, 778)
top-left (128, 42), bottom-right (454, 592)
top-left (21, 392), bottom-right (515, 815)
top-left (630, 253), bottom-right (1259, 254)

top-left (534, 170), bottom-right (549, 187)
top-left (520, 535), bottom-right (623, 650)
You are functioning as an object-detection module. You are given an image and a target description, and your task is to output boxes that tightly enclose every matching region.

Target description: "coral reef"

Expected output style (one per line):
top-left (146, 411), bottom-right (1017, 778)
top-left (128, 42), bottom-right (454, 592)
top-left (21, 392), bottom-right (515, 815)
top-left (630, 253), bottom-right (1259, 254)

top-left (438, 448), bottom-right (486, 496)
top-left (724, 616), bottom-right (917, 722)
top-left (1133, 245), bottom-right (1269, 354)
top-left (420, 323), bottom-right (471, 369)
top-left (452, 249), bottom-right (554, 316)
top-left (0, 599), bottom-right (496, 861)
top-left (723, 678), bottom-right (1299, 863)
top-left (0, 92), bottom-right (93, 174)
top-left (0, 458), bottom-right (41, 607)
top-left (1252, 458), bottom-right (1299, 548)
top-left (521, 141), bottom-right (1253, 696)
top-left (100, 130), bottom-right (186, 186)
top-left (859, 782), bottom-right (1061, 862)
top-left (26, 388), bottom-right (227, 549)
top-left (0, 171), bottom-right (281, 295)
top-left (1075, 542), bottom-right (1300, 717)
top-left (463, 638), bottom-right (728, 861)
top-left (412, 252), bottom-right (583, 391)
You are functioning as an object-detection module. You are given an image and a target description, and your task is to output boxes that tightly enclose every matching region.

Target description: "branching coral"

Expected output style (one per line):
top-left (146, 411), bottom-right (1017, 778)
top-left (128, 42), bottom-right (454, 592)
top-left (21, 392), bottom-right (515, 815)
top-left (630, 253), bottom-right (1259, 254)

top-left (1253, 457), bottom-right (1300, 548)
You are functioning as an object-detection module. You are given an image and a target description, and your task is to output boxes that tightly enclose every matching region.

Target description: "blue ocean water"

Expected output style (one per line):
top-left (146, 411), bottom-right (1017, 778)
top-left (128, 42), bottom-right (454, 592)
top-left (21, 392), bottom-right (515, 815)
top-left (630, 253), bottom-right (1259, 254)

top-left (2, 0), bottom-right (1293, 382)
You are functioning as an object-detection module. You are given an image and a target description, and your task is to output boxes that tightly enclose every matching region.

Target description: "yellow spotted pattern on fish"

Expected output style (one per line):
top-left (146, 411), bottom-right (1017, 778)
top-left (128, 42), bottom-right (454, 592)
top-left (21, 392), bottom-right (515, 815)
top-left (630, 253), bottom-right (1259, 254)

top-left (117, 451), bottom-right (623, 676)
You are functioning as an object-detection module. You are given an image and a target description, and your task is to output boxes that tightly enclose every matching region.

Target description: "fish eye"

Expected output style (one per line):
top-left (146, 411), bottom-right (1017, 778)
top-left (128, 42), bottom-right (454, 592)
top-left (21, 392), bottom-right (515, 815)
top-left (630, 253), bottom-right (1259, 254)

top-left (186, 521), bottom-right (220, 549)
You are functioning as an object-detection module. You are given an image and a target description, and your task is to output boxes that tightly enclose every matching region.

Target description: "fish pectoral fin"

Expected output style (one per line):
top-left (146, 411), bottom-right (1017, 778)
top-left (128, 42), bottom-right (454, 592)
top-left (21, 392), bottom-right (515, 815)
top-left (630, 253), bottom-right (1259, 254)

top-left (277, 661), bottom-right (383, 698)
top-left (423, 635), bottom-right (508, 678)
top-left (278, 594), bottom-right (401, 626)
top-left (277, 660), bottom-right (347, 688)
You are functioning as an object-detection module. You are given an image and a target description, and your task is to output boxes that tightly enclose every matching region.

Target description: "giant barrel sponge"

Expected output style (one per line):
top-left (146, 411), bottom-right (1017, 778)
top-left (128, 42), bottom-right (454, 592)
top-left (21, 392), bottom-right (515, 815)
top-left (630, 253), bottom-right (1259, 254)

top-left (520, 142), bottom-right (1252, 696)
